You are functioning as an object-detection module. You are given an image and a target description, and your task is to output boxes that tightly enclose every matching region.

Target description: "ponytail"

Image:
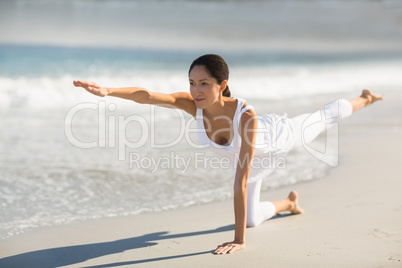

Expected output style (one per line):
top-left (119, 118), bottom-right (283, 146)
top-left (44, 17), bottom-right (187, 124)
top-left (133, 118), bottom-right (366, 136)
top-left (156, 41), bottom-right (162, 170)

top-left (222, 85), bottom-right (231, 97)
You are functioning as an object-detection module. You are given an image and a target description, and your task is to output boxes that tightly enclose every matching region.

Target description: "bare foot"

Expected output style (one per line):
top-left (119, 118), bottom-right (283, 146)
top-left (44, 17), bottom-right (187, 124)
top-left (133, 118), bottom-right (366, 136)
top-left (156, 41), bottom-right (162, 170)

top-left (288, 191), bottom-right (304, 214)
top-left (361, 89), bottom-right (384, 105)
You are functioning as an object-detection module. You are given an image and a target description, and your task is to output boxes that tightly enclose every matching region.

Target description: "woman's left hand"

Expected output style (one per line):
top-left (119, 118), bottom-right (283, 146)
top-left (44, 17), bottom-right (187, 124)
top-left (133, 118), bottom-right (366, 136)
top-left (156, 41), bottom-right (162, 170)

top-left (214, 240), bottom-right (245, 255)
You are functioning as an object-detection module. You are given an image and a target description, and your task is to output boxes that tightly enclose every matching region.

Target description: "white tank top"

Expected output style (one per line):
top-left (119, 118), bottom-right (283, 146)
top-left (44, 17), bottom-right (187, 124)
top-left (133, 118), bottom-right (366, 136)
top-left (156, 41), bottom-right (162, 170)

top-left (196, 98), bottom-right (296, 183)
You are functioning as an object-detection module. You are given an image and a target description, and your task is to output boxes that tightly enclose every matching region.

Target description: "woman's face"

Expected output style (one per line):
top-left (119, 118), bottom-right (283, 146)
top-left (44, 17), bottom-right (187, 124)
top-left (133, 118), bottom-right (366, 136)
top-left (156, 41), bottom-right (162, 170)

top-left (189, 65), bottom-right (224, 109)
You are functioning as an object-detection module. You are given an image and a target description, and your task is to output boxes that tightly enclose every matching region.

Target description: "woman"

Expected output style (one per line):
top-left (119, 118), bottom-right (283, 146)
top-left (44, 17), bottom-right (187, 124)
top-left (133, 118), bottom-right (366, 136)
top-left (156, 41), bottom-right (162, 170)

top-left (73, 54), bottom-right (383, 255)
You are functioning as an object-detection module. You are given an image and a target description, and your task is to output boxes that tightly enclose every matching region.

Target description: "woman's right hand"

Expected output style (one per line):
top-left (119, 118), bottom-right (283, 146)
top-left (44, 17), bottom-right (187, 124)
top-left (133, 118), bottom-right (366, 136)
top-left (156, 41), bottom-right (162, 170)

top-left (73, 80), bottom-right (109, 97)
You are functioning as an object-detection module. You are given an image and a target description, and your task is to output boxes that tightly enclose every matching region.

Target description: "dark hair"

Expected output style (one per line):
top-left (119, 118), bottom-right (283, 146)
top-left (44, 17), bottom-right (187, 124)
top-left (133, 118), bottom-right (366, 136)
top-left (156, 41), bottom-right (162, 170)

top-left (188, 54), bottom-right (231, 97)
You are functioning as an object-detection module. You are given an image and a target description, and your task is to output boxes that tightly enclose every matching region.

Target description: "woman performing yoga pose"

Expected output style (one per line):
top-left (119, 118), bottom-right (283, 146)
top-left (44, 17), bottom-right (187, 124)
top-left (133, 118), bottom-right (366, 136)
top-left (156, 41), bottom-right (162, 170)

top-left (73, 54), bottom-right (383, 255)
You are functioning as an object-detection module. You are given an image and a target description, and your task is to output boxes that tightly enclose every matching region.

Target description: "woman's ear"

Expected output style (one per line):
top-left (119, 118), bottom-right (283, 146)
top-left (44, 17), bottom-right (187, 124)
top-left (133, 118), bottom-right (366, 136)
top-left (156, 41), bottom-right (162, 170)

top-left (219, 80), bottom-right (228, 93)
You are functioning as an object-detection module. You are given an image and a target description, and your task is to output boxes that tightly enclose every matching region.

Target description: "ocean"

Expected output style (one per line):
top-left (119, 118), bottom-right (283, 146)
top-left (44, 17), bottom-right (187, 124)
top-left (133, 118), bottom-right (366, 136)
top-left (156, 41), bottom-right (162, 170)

top-left (1, 0), bottom-right (402, 239)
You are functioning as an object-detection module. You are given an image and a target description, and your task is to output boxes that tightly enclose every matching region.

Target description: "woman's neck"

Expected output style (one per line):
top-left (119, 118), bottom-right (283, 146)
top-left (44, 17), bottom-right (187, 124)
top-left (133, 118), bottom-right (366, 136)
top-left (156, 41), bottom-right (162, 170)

top-left (203, 96), bottom-right (237, 120)
top-left (203, 96), bottom-right (226, 116)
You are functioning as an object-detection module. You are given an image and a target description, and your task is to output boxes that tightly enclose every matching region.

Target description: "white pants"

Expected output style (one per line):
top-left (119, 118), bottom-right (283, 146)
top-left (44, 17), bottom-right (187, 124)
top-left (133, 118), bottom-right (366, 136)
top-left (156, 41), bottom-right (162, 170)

top-left (246, 99), bottom-right (353, 227)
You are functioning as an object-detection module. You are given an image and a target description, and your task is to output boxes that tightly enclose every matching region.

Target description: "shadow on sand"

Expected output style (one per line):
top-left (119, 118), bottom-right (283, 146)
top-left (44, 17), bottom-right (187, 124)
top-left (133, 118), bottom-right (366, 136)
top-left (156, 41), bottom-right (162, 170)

top-left (0, 224), bottom-right (234, 268)
top-left (0, 213), bottom-right (294, 267)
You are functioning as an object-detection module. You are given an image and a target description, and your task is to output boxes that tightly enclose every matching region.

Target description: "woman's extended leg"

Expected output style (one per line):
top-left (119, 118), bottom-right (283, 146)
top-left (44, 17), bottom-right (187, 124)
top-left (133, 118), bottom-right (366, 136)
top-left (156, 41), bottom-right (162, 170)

top-left (291, 89), bottom-right (383, 149)
top-left (246, 90), bottom-right (383, 228)
top-left (349, 89), bottom-right (384, 112)
top-left (291, 98), bottom-right (352, 149)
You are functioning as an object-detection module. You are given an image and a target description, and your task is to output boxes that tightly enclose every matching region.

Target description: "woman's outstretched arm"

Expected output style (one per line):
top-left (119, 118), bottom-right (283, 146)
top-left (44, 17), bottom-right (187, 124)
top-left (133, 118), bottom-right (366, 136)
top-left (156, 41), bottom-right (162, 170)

top-left (73, 80), bottom-right (197, 117)
top-left (214, 108), bottom-right (258, 255)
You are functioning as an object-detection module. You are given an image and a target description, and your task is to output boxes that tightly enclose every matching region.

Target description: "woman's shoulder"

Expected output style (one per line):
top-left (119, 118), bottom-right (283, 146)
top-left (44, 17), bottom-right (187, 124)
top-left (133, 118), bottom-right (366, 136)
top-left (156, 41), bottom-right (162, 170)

top-left (223, 96), bottom-right (249, 108)
top-left (238, 99), bottom-right (257, 122)
top-left (223, 96), bottom-right (239, 103)
top-left (237, 98), bottom-right (255, 114)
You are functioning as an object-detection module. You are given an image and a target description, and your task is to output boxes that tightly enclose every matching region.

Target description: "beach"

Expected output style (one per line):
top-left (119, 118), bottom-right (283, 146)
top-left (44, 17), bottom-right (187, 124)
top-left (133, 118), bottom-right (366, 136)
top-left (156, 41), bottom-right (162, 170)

top-left (1, 0), bottom-right (402, 266)
top-left (1, 90), bottom-right (401, 267)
